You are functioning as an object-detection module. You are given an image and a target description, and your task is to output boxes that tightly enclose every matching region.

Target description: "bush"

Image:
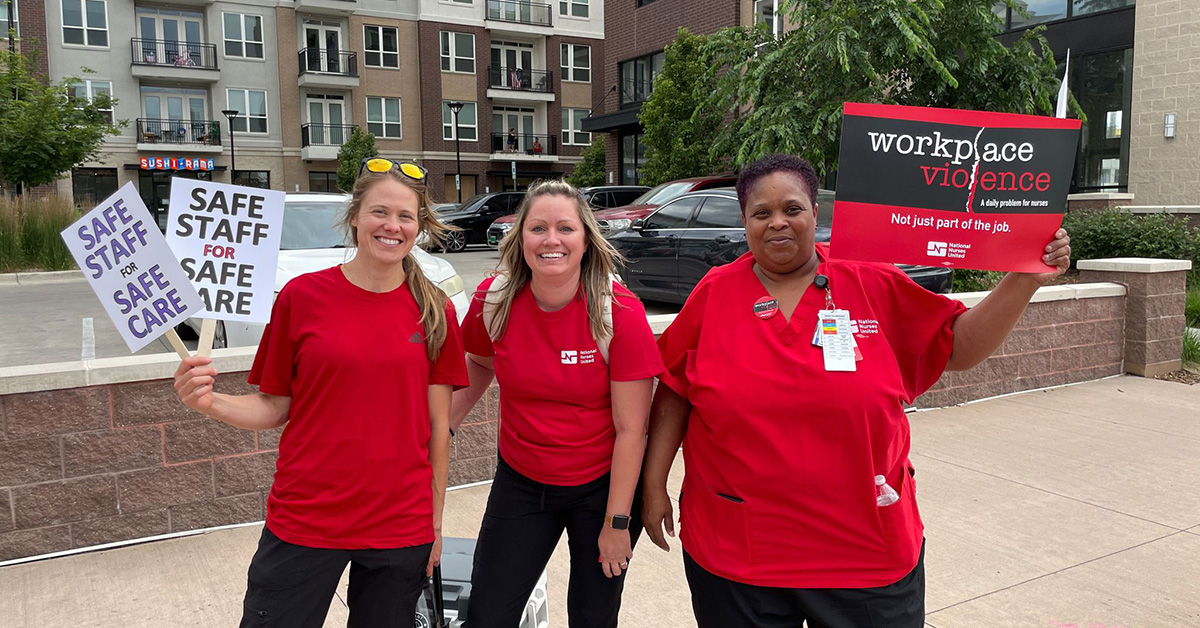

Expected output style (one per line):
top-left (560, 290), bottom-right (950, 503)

top-left (1187, 287), bottom-right (1200, 328)
top-left (0, 195), bottom-right (80, 272)
top-left (1061, 209), bottom-right (1200, 275)
top-left (952, 269), bottom-right (1005, 292)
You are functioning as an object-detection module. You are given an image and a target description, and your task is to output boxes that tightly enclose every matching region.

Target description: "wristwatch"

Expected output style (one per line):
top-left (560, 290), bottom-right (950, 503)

top-left (605, 513), bottom-right (630, 530)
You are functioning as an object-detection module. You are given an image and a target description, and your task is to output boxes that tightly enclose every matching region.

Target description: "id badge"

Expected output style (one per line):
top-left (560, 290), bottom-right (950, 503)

top-left (817, 309), bottom-right (856, 372)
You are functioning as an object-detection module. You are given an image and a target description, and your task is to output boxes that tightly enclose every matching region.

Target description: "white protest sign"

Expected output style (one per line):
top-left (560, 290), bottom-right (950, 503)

top-left (166, 179), bottom-right (285, 324)
top-left (60, 183), bottom-right (205, 353)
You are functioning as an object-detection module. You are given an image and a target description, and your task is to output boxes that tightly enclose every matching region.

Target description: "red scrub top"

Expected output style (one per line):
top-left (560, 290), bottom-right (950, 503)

top-left (250, 266), bottom-right (469, 549)
top-left (658, 245), bottom-right (966, 588)
top-left (463, 277), bottom-right (664, 486)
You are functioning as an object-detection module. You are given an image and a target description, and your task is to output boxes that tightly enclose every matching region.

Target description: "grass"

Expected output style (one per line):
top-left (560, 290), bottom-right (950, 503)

top-left (1183, 327), bottom-right (1200, 369)
top-left (0, 195), bottom-right (80, 272)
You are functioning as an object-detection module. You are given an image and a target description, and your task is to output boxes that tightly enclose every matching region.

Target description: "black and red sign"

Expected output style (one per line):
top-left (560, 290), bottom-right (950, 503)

top-left (830, 103), bottom-right (1081, 273)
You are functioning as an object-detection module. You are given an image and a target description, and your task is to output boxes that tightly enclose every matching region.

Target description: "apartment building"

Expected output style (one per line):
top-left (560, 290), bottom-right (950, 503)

top-left (34, 0), bottom-right (603, 222)
top-left (584, 0), bottom-right (1198, 207)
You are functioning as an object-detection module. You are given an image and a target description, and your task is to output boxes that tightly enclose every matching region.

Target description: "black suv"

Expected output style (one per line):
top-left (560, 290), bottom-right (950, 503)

top-left (436, 191), bottom-right (525, 252)
top-left (606, 188), bottom-right (953, 304)
top-left (581, 185), bottom-right (650, 210)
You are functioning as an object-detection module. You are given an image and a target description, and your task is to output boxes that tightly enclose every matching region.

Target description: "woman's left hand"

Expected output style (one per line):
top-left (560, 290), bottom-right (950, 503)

top-left (598, 527), bottom-right (632, 579)
top-left (1027, 228), bottom-right (1071, 286)
top-left (427, 530), bottom-right (442, 577)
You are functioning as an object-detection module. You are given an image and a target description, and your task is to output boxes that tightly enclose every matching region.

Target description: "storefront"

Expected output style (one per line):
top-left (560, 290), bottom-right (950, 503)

top-left (125, 156), bottom-right (222, 231)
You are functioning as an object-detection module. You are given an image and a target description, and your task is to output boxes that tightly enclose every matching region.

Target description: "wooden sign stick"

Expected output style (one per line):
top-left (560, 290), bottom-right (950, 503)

top-left (164, 328), bottom-right (192, 360)
top-left (197, 318), bottom-right (217, 358)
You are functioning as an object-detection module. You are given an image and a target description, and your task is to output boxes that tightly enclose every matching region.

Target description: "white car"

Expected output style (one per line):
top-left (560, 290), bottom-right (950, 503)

top-left (183, 193), bottom-right (469, 348)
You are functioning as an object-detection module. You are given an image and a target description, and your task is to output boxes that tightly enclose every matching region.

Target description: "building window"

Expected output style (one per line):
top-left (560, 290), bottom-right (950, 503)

top-left (62, 0), bottom-right (108, 47)
top-left (364, 25), bottom-right (399, 68)
top-left (560, 43), bottom-right (590, 82)
top-left (1071, 49), bottom-right (1132, 192)
top-left (73, 79), bottom-right (113, 124)
top-left (561, 108), bottom-right (590, 145)
top-left (754, 0), bottom-right (777, 36)
top-left (227, 89), bottom-right (268, 133)
top-left (620, 132), bottom-right (646, 185)
top-left (559, 0), bottom-right (588, 18)
top-left (619, 51), bottom-right (664, 106)
top-left (1, 1), bottom-right (18, 37)
top-left (234, 171), bottom-right (270, 189)
top-left (309, 171), bottom-right (338, 193)
top-left (440, 31), bottom-right (475, 73)
top-left (993, 0), bottom-right (1133, 31)
top-left (636, 0), bottom-right (660, 6)
top-left (223, 12), bottom-right (263, 59)
top-left (442, 101), bottom-right (477, 141)
top-left (72, 168), bottom-right (118, 206)
top-left (366, 97), bottom-right (402, 138)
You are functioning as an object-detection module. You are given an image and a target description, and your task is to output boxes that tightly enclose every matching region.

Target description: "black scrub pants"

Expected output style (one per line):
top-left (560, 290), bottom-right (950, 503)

top-left (465, 457), bottom-right (642, 628)
top-left (683, 541), bottom-right (926, 628)
top-left (239, 526), bottom-right (432, 628)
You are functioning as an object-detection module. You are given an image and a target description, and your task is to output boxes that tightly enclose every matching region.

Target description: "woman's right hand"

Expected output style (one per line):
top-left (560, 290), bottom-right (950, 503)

top-left (641, 486), bottom-right (676, 552)
top-left (174, 355), bottom-right (218, 414)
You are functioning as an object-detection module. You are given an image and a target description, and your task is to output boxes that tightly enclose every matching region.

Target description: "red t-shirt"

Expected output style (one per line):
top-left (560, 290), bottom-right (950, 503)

top-left (658, 245), bottom-right (966, 588)
top-left (249, 266), bottom-right (469, 549)
top-left (462, 277), bottom-right (664, 486)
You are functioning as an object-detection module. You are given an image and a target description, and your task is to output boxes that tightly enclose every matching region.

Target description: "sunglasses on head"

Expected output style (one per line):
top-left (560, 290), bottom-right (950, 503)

top-left (358, 158), bottom-right (428, 182)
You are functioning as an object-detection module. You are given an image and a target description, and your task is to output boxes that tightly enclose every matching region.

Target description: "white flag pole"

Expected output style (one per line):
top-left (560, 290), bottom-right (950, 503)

top-left (1055, 49), bottom-right (1071, 119)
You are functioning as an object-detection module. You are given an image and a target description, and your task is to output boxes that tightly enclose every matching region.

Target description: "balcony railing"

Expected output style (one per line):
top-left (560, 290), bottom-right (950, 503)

top-left (137, 118), bottom-right (222, 146)
top-left (488, 66), bottom-right (553, 93)
top-left (301, 123), bottom-right (356, 147)
top-left (620, 77), bottom-right (652, 108)
top-left (491, 132), bottom-right (557, 156)
top-left (297, 48), bottom-right (358, 76)
top-left (486, 0), bottom-right (552, 27)
top-left (131, 38), bottom-right (218, 70)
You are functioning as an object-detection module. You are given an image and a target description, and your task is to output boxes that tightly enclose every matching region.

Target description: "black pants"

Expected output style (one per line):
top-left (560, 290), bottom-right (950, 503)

top-left (465, 458), bottom-right (642, 628)
top-left (240, 526), bottom-right (432, 628)
top-left (683, 541), bottom-right (926, 628)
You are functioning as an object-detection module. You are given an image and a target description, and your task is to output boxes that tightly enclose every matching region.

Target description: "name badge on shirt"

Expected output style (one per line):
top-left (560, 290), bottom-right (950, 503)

top-left (817, 309), bottom-right (856, 372)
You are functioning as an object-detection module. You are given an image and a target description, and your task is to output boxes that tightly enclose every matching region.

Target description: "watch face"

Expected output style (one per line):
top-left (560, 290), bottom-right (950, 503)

top-left (610, 515), bottom-right (630, 530)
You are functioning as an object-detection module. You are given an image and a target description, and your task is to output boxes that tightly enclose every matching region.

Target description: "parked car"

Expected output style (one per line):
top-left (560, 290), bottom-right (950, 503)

top-left (434, 191), bottom-right (525, 252)
top-left (180, 193), bottom-right (470, 348)
top-left (593, 175), bottom-right (738, 234)
top-left (485, 185), bottom-right (650, 248)
top-left (605, 188), bottom-right (953, 304)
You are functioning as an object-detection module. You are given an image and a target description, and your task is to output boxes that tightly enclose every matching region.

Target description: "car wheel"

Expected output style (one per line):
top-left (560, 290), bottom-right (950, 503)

top-left (443, 231), bottom-right (467, 253)
top-left (212, 321), bottom-right (228, 350)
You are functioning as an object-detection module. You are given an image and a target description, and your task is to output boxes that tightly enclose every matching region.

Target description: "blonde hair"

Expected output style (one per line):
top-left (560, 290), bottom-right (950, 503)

top-left (339, 167), bottom-right (457, 361)
top-left (487, 179), bottom-right (625, 340)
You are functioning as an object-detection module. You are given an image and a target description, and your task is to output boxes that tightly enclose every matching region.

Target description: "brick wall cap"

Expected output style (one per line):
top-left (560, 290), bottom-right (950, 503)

top-left (947, 282), bottom-right (1126, 308)
top-left (1077, 258), bottom-right (1193, 273)
top-left (1067, 192), bottom-right (1135, 201)
top-left (0, 347), bottom-right (257, 396)
top-left (647, 313), bottom-right (674, 335)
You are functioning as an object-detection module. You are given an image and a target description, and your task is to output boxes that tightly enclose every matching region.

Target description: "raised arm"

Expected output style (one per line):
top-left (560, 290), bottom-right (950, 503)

top-left (174, 356), bottom-right (290, 431)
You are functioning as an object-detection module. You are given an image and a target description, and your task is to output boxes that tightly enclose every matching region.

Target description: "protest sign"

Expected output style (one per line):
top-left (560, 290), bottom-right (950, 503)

top-left (830, 103), bottom-right (1081, 272)
top-left (166, 179), bottom-right (285, 326)
top-left (60, 183), bottom-right (204, 355)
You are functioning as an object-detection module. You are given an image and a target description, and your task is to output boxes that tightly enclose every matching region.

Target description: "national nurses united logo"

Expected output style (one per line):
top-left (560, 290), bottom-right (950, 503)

top-left (561, 350), bottom-right (578, 364)
top-left (561, 349), bottom-right (599, 365)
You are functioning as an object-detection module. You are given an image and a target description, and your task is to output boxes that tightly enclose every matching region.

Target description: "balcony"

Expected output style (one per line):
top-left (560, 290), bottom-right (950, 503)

top-left (490, 133), bottom-right (557, 162)
top-left (297, 48), bottom-right (359, 88)
top-left (301, 123), bottom-right (356, 161)
top-left (135, 118), bottom-right (225, 153)
top-left (486, 0), bottom-right (553, 35)
top-left (487, 66), bottom-right (555, 102)
top-left (294, 0), bottom-right (357, 16)
top-left (130, 39), bottom-right (219, 83)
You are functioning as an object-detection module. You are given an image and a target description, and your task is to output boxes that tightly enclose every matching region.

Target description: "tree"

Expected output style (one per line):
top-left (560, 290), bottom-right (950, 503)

top-left (336, 127), bottom-right (378, 193)
top-left (0, 47), bottom-right (124, 195)
top-left (639, 28), bottom-right (723, 186)
top-left (700, 0), bottom-right (1073, 178)
top-left (566, 135), bottom-right (605, 188)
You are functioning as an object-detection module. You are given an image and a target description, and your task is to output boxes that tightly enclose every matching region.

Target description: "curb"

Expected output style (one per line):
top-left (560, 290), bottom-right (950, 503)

top-left (0, 270), bottom-right (84, 285)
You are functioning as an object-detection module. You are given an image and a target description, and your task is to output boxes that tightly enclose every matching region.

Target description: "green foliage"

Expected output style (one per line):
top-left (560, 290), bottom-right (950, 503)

top-left (1186, 287), bottom-right (1200, 328)
top-left (1183, 327), bottom-right (1199, 368)
top-left (566, 135), bottom-right (606, 188)
top-left (639, 29), bottom-right (723, 186)
top-left (1060, 209), bottom-right (1200, 270)
top-left (952, 269), bottom-right (1005, 293)
top-left (0, 194), bottom-right (79, 271)
top-left (699, 0), bottom-right (1072, 177)
top-left (336, 127), bottom-right (378, 193)
top-left (0, 46), bottom-right (125, 193)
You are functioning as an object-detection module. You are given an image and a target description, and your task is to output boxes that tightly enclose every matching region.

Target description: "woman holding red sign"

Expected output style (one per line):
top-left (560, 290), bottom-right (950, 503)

top-left (173, 158), bottom-right (467, 627)
top-left (640, 153), bottom-right (1071, 627)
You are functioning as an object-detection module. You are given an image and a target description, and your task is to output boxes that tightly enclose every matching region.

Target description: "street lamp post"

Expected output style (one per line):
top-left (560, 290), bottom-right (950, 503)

top-left (447, 101), bottom-right (464, 203)
top-left (221, 109), bottom-right (239, 185)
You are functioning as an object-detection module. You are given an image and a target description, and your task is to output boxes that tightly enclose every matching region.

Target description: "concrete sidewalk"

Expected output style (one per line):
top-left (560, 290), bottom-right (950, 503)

top-left (1, 376), bottom-right (1197, 627)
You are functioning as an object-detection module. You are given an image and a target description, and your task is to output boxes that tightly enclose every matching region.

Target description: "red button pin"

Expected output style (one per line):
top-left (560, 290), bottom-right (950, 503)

top-left (753, 296), bottom-right (779, 320)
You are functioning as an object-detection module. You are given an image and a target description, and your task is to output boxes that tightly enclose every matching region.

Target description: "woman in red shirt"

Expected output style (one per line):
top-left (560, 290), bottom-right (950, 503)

top-left (451, 180), bottom-right (663, 627)
top-left (641, 154), bottom-right (1071, 627)
top-left (173, 159), bottom-right (468, 627)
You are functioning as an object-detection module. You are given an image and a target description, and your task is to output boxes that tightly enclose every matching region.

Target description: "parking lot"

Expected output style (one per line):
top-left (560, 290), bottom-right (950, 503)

top-left (0, 246), bottom-right (680, 368)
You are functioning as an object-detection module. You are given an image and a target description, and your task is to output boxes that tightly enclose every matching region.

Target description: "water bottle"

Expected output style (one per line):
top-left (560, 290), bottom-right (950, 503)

top-left (875, 475), bottom-right (899, 507)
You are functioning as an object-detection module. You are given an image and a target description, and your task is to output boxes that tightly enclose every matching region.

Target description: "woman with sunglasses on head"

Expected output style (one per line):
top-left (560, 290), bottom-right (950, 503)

top-left (173, 158), bottom-right (468, 627)
top-left (450, 180), bottom-right (664, 627)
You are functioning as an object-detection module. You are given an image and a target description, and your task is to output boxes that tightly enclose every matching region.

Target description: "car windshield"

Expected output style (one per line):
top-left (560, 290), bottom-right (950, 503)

top-left (453, 194), bottom-right (490, 214)
top-left (279, 201), bottom-right (347, 250)
top-left (631, 182), bottom-right (694, 206)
